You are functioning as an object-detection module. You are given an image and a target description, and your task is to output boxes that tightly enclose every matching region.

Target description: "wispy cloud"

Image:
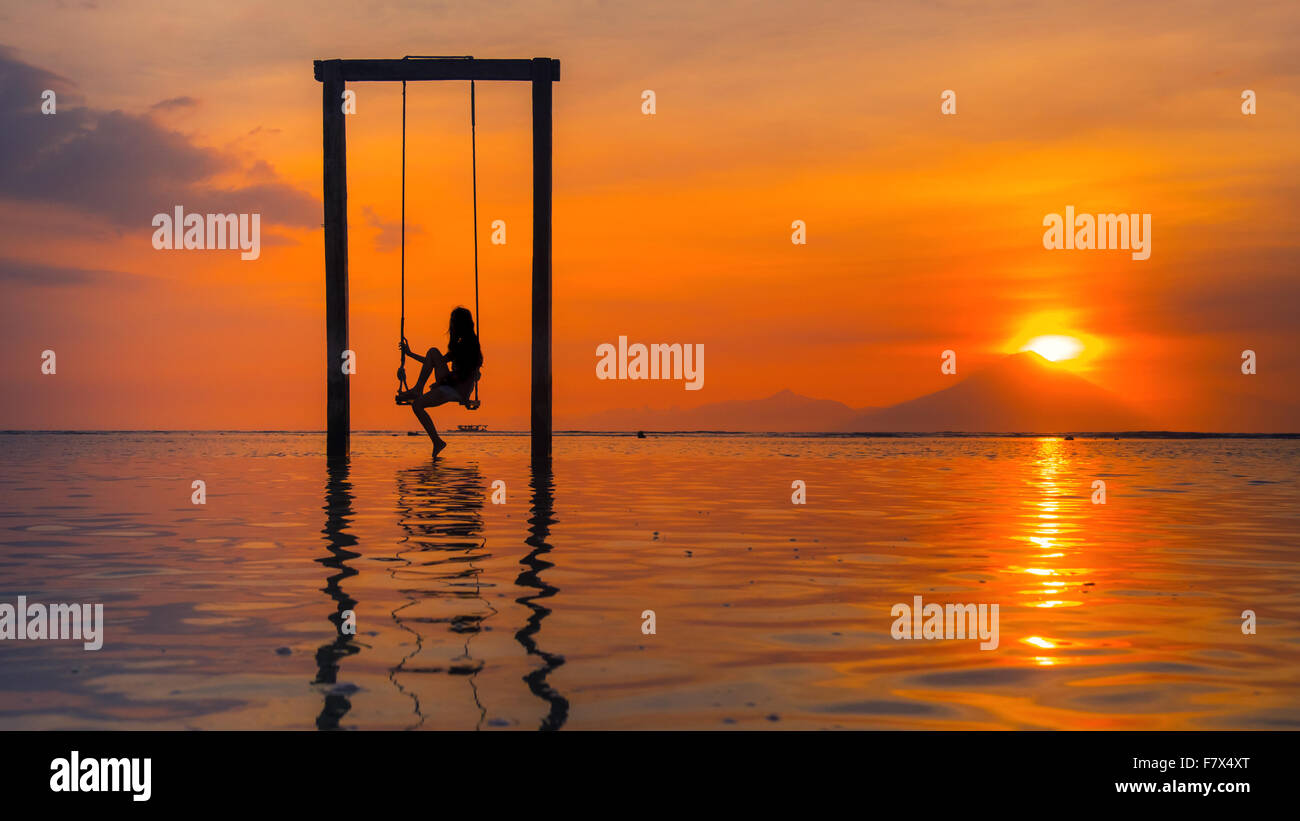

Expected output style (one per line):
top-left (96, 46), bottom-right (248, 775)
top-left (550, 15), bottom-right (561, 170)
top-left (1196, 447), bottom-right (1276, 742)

top-left (0, 256), bottom-right (138, 286)
top-left (149, 95), bottom-right (198, 112)
top-left (362, 205), bottom-right (420, 253)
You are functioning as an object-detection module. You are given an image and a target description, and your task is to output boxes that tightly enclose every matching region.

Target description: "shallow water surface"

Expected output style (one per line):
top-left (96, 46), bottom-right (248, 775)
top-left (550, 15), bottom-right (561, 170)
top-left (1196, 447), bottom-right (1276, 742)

top-left (1, 432), bottom-right (1297, 729)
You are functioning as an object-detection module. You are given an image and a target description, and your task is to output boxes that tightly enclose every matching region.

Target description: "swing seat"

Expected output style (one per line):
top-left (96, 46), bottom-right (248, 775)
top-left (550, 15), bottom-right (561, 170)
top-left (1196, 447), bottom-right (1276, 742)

top-left (394, 394), bottom-right (480, 409)
top-left (395, 379), bottom-right (481, 409)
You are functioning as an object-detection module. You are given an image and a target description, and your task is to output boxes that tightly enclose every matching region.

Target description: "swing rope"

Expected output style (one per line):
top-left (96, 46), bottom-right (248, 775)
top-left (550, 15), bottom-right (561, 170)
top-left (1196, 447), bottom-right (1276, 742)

top-left (396, 65), bottom-right (482, 410)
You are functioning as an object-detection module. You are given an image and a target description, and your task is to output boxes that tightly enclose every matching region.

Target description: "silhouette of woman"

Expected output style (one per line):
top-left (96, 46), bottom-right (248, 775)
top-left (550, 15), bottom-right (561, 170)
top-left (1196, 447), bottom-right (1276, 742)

top-left (397, 306), bottom-right (483, 457)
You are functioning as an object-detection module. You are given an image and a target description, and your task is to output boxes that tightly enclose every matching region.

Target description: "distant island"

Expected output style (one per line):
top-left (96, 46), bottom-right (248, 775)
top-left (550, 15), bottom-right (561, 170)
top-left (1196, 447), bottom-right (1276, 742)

top-left (568, 352), bottom-right (1300, 434)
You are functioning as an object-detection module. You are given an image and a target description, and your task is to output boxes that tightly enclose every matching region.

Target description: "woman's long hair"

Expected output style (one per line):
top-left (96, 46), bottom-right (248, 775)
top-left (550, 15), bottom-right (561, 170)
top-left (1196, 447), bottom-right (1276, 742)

top-left (447, 306), bottom-right (483, 373)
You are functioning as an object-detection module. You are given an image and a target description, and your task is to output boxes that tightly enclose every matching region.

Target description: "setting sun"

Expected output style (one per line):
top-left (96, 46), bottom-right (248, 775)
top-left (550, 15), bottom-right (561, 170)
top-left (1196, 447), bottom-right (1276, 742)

top-left (1021, 335), bottom-right (1085, 362)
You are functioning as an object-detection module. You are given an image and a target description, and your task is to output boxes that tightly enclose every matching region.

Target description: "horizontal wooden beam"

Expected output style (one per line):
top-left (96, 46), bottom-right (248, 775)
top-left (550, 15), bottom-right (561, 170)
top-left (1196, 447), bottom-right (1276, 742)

top-left (313, 57), bottom-right (560, 83)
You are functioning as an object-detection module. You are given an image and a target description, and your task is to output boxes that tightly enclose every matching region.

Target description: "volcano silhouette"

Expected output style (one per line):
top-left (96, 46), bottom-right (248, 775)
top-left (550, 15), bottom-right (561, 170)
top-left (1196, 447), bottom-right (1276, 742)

top-left (842, 351), bottom-right (1149, 433)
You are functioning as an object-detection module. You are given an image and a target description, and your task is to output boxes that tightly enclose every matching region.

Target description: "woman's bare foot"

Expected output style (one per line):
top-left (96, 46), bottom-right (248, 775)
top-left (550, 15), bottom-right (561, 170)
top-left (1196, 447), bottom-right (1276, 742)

top-left (431, 437), bottom-right (448, 458)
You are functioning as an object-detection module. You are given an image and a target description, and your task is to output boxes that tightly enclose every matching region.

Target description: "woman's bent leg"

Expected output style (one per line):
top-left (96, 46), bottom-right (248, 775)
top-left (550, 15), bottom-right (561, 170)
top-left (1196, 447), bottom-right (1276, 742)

top-left (411, 390), bottom-right (451, 456)
top-left (414, 347), bottom-right (451, 391)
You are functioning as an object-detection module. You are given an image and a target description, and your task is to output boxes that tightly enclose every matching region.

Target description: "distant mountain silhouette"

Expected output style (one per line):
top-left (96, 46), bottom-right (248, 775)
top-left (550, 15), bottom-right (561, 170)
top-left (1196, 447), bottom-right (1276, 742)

top-left (1155, 391), bottom-right (1300, 433)
top-left (840, 351), bottom-right (1149, 432)
top-left (569, 388), bottom-right (860, 431)
top-left (566, 353), bottom-right (1158, 433)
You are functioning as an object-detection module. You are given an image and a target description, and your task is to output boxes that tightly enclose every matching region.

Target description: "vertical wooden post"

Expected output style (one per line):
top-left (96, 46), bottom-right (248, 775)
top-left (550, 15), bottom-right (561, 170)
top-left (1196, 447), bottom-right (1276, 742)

top-left (322, 61), bottom-right (350, 462)
top-left (531, 58), bottom-right (554, 464)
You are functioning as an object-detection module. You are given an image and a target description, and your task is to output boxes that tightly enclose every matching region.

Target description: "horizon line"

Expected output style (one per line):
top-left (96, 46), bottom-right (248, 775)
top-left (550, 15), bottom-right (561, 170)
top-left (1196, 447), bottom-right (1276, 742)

top-left (3, 429), bottom-right (1299, 439)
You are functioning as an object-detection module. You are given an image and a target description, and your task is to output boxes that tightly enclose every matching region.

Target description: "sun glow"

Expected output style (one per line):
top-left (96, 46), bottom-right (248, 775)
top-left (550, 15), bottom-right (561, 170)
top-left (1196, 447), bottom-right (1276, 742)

top-left (1021, 334), bottom-right (1085, 362)
top-left (1005, 311), bottom-right (1105, 372)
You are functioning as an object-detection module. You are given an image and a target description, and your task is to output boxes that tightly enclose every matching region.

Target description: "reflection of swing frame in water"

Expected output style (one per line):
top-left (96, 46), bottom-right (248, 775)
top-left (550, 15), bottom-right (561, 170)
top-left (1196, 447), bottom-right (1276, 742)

top-left (515, 464), bottom-right (569, 730)
top-left (313, 458), bottom-right (567, 729)
top-left (387, 461), bottom-right (568, 730)
top-left (314, 458), bottom-right (362, 730)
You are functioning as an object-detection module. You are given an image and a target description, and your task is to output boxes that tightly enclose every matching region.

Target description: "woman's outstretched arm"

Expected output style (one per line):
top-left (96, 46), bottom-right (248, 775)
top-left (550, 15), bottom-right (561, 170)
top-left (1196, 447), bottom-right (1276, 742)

top-left (400, 340), bottom-right (427, 363)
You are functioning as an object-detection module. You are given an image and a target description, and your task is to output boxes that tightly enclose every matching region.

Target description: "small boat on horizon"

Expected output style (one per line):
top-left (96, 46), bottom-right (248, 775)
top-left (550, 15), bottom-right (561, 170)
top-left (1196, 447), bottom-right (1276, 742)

top-left (457, 424), bottom-right (488, 432)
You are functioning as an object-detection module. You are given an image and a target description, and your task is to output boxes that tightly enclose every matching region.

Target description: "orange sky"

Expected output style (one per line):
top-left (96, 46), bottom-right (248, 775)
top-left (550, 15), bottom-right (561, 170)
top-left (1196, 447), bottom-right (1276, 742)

top-left (1, 0), bottom-right (1297, 431)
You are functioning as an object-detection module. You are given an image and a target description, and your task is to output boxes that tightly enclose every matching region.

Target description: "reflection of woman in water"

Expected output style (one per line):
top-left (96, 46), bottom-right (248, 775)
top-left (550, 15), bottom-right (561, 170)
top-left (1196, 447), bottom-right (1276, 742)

top-left (397, 306), bottom-right (483, 457)
top-left (390, 461), bottom-right (492, 729)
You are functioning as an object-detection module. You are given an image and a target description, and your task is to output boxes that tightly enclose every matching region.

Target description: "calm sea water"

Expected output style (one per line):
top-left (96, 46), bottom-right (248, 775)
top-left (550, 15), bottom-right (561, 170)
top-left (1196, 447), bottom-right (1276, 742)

top-left (1, 432), bottom-right (1297, 730)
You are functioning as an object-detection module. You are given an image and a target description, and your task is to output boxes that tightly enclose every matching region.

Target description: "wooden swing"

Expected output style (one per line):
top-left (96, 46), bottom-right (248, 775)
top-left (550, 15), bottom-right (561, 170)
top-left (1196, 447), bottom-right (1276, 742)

top-left (395, 64), bottom-right (482, 411)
